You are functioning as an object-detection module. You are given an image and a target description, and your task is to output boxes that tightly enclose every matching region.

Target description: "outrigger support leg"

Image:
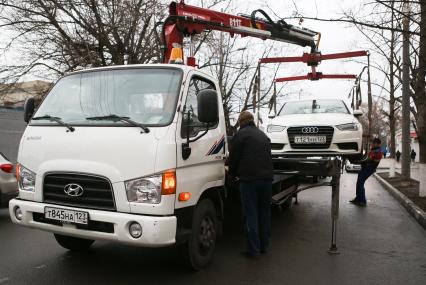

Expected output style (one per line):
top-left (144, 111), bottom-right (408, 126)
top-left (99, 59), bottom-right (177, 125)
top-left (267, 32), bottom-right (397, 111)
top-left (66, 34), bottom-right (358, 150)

top-left (328, 159), bottom-right (341, 254)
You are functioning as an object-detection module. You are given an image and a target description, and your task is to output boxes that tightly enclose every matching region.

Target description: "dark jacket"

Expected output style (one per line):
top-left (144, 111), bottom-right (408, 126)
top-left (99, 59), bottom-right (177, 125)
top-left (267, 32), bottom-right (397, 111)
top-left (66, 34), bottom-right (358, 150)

top-left (228, 122), bottom-right (273, 181)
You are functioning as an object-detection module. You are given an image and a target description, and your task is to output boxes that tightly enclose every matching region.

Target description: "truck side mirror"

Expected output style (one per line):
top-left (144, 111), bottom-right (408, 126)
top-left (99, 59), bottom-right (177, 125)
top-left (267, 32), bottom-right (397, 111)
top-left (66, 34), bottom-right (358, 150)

top-left (23, 97), bottom-right (35, 123)
top-left (353, 109), bottom-right (363, 117)
top-left (268, 113), bottom-right (276, 119)
top-left (181, 89), bottom-right (219, 160)
top-left (197, 89), bottom-right (218, 124)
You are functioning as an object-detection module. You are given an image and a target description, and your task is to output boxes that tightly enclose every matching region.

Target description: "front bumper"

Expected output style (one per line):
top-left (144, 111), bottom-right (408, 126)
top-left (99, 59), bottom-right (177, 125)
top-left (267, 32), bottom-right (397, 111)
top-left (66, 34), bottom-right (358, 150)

top-left (269, 127), bottom-right (363, 156)
top-left (9, 199), bottom-right (177, 247)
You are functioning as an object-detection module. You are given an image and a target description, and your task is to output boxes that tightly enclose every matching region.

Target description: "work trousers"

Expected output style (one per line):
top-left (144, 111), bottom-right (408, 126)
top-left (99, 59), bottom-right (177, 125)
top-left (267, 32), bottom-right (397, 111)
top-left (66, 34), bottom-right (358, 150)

top-left (355, 166), bottom-right (375, 203)
top-left (240, 179), bottom-right (272, 256)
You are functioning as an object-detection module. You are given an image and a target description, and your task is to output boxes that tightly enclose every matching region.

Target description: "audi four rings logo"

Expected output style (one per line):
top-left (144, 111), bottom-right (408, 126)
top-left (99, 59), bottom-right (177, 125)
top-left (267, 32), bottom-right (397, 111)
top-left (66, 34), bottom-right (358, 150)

top-left (302, 127), bottom-right (319, 134)
top-left (64, 183), bottom-right (84, 197)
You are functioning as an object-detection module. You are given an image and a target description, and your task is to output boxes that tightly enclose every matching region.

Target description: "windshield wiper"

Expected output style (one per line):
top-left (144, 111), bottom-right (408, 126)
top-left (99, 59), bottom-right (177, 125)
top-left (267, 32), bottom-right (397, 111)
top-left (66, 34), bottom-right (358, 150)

top-left (86, 114), bottom-right (150, 133)
top-left (31, 115), bottom-right (75, 132)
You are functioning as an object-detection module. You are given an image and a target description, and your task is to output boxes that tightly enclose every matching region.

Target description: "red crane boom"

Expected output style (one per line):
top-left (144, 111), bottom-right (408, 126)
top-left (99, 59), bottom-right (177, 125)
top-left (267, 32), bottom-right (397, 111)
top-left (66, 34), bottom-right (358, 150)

top-left (260, 50), bottom-right (368, 82)
top-left (161, 1), bottom-right (320, 64)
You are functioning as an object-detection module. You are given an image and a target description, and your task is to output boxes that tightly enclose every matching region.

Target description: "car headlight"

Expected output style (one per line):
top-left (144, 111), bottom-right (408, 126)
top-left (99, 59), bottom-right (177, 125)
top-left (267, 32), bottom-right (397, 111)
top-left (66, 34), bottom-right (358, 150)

top-left (336, 123), bottom-right (359, 131)
top-left (267, 125), bottom-right (286, 133)
top-left (17, 164), bottom-right (36, 192)
top-left (125, 174), bottom-right (162, 204)
top-left (125, 170), bottom-right (176, 204)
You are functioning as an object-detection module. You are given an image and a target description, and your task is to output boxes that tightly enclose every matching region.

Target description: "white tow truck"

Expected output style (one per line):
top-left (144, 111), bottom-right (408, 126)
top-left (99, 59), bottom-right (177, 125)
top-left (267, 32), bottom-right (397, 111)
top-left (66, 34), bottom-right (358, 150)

top-left (8, 1), bottom-right (332, 269)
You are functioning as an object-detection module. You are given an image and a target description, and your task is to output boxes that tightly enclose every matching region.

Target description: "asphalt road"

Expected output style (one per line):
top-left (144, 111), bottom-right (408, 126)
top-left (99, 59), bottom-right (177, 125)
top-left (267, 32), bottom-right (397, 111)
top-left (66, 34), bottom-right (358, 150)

top-left (0, 110), bottom-right (425, 285)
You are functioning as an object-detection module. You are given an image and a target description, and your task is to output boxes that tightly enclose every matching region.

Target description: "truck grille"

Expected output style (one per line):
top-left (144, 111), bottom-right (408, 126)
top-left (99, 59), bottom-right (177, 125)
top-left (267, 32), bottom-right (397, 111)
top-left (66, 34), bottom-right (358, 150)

top-left (287, 126), bottom-right (334, 149)
top-left (43, 173), bottom-right (116, 211)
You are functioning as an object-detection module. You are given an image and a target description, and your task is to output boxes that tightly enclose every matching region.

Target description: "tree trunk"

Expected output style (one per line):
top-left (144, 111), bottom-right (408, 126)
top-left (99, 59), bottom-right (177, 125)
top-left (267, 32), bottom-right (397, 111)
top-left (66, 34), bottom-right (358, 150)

top-left (415, 0), bottom-right (426, 164)
top-left (389, 5), bottom-right (397, 158)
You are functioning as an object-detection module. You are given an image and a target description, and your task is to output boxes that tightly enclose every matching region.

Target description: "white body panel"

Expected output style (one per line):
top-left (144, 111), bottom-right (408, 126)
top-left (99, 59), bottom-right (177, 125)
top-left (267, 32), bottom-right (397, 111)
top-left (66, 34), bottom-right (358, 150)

top-left (175, 70), bottom-right (226, 209)
top-left (10, 64), bottom-right (227, 247)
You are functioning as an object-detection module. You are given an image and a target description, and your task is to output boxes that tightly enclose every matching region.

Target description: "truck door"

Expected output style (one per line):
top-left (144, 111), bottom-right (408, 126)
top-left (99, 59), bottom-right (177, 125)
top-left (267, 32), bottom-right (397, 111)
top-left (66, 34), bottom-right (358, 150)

top-left (175, 73), bottom-right (226, 208)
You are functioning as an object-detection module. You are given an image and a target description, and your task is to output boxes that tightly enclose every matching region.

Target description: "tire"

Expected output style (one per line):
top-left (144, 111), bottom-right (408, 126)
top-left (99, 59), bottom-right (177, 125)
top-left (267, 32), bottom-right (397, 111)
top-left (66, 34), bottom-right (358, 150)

top-left (181, 199), bottom-right (217, 270)
top-left (54, 234), bottom-right (94, 251)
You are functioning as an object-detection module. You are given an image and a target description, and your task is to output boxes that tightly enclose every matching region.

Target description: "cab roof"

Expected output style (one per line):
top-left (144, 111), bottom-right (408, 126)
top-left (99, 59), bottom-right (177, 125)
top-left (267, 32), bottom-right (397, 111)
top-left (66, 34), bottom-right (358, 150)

top-left (66, 64), bottom-right (213, 79)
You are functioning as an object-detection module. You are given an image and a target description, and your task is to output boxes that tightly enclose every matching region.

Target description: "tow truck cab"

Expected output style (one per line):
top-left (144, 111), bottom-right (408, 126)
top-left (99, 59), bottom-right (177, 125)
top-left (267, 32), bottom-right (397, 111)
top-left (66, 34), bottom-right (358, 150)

top-left (9, 64), bottom-right (228, 269)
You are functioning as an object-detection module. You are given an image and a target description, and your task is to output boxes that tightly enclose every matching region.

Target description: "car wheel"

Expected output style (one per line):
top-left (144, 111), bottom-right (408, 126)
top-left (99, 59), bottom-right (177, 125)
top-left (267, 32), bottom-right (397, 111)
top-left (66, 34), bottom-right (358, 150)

top-left (181, 199), bottom-right (217, 270)
top-left (54, 234), bottom-right (94, 251)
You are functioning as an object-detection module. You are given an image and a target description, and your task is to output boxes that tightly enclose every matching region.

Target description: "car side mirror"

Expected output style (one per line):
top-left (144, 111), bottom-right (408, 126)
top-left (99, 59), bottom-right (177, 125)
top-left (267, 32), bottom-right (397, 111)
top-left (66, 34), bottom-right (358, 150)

top-left (268, 113), bottom-right (276, 119)
top-left (197, 89), bottom-right (218, 124)
top-left (23, 97), bottom-right (35, 123)
top-left (353, 109), bottom-right (363, 117)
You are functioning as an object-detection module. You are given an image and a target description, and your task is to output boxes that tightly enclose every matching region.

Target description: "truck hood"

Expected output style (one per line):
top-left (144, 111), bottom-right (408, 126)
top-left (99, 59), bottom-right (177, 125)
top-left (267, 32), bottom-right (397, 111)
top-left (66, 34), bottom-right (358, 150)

top-left (270, 113), bottom-right (356, 127)
top-left (19, 126), bottom-right (173, 183)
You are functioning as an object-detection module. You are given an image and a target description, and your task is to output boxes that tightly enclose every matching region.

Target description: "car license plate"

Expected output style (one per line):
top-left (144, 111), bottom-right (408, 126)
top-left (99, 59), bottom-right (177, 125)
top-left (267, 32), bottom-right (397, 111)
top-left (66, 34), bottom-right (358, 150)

top-left (44, 207), bottom-right (89, 225)
top-left (294, 136), bottom-right (326, 144)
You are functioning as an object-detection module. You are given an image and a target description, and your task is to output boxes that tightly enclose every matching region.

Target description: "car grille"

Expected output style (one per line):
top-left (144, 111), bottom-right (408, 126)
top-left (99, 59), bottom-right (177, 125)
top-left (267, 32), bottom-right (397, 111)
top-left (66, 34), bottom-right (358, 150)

top-left (287, 126), bottom-right (334, 149)
top-left (337, 142), bottom-right (358, 151)
top-left (43, 173), bottom-right (116, 211)
top-left (271, 143), bottom-right (285, 150)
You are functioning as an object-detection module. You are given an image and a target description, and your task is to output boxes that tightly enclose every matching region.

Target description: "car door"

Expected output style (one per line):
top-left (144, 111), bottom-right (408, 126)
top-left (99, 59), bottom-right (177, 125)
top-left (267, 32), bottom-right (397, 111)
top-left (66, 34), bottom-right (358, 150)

top-left (175, 72), bottom-right (226, 208)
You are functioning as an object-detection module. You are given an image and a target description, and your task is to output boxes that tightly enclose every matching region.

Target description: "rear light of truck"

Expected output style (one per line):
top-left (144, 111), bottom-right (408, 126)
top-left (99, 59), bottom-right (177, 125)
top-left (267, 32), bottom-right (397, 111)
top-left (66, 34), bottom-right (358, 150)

top-left (162, 170), bottom-right (176, 195)
top-left (0, 163), bottom-right (13, 173)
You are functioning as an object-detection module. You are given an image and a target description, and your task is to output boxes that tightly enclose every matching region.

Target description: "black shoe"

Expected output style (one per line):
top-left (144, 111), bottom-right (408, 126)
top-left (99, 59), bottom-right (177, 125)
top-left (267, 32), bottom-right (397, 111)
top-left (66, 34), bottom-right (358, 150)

top-left (350, 199), bottom-right (367, 207)
top-left (240, 251), bottom-right (260, 259)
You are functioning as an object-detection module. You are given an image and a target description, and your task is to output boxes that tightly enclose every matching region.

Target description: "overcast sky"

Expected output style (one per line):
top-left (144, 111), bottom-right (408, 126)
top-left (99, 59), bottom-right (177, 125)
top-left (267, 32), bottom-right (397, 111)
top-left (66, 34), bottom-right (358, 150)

top-left (0, 0), bottom-right (384, 109)
top-left (242, 0), bottom-right (373, 103)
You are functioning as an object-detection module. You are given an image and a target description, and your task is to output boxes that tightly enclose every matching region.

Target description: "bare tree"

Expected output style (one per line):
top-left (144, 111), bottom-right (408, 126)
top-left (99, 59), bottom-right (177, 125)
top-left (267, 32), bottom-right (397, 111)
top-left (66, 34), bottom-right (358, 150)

top-left (0, 0), bottom-right (166, 84)
top-left (285, 0), bottom-right (425, 164)
top-left (197, 33), bottom-right (286, 133)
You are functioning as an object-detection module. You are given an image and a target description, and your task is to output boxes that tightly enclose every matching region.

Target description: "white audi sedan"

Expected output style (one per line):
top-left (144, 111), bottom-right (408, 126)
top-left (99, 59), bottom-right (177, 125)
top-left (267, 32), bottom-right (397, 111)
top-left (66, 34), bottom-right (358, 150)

top-left (267, 99), bottom-right (363, 157)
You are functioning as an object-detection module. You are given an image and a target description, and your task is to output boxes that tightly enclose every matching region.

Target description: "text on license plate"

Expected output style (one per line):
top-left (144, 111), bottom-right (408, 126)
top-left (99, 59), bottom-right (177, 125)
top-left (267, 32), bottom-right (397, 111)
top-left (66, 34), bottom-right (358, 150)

top-left (294, 136), bottom-right (326, 144)
top-left (44, 207), bottom-right (89, 225)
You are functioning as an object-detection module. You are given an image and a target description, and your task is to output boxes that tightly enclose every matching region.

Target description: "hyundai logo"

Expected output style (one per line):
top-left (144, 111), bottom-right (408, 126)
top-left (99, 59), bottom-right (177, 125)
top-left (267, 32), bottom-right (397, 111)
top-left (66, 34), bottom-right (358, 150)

top-left (64, 183), bottom-right (84, 197)
top-left (301, 127), bottom-right (319, 134)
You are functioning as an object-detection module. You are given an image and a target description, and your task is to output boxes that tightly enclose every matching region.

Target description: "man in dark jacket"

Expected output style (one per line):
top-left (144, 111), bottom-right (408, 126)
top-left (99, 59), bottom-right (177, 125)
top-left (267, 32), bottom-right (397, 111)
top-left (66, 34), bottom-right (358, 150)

top-left (350, 138), bottom-right (383, 206)
top-left (228, 111), bottom-right (273, 258)
top-left (411, 149), bottom-right (416, 163)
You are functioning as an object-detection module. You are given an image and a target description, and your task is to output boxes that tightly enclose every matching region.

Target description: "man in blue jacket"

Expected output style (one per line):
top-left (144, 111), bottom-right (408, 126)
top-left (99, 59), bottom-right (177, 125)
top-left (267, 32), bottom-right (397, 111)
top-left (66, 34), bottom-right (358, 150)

top-left (229, 111), bottom-right (273, 258)
top-left (350, 138), bottom-right (383, 206)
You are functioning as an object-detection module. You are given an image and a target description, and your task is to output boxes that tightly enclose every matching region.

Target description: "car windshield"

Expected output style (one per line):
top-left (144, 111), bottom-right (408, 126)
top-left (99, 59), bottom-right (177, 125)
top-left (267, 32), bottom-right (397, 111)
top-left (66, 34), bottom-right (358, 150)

top-left (278, 99), bottom-right (349, 115)
top-left (32, 68), bottom-right (182, 126)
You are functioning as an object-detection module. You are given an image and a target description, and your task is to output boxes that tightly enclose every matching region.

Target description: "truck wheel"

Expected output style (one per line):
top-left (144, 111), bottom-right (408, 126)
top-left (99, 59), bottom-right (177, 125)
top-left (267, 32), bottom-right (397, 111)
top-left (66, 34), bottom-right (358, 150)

top-left (182, 199), bottom-right (217, 270)
top-left (54, 234), bottom-right (94, 251)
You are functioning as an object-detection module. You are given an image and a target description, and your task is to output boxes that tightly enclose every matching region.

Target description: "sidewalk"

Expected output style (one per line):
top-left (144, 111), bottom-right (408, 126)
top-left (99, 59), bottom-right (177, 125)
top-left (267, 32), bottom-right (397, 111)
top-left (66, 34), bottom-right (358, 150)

top-left (376, 158), bottom-right (420, 182)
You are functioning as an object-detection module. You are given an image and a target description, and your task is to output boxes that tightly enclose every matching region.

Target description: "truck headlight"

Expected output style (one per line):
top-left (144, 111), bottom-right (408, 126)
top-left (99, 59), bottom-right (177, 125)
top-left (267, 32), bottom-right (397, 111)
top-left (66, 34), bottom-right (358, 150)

top-left (267, 125), bottom-right (286, 133)
top-left (125, 174), bottom-right (162, 204)
top-left (17, 164), bottom-right (36, 192)
top-left (336, 123), bottom-right (358, 131)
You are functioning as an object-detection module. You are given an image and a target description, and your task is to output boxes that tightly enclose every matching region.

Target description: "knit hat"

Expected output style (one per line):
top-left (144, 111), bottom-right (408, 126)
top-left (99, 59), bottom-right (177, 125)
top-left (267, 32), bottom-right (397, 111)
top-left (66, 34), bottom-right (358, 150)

top-left (238, 111), bottom-right (254, 127)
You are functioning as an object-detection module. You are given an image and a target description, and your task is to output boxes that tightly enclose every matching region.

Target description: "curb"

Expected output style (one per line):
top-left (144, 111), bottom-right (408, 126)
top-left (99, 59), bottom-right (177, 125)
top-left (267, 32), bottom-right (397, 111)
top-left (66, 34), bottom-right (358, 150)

top-left (374, 173), bottom-right (426, 230)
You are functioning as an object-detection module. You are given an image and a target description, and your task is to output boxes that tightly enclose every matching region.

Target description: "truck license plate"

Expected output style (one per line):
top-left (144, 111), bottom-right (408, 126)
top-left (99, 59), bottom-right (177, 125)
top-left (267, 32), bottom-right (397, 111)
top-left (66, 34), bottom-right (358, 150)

top-left (44, 207), bottom-right (89, 225)
top-left (294, 136), bottom-right (326, 144)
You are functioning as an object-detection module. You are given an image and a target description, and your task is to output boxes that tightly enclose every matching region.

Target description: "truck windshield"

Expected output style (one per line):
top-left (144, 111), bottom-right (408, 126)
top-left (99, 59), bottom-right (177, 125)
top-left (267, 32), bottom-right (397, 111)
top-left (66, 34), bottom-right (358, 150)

top-left (278, 99), bottom-right (349, 115)
top-left (32, 68), bottom-right (182, 126)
